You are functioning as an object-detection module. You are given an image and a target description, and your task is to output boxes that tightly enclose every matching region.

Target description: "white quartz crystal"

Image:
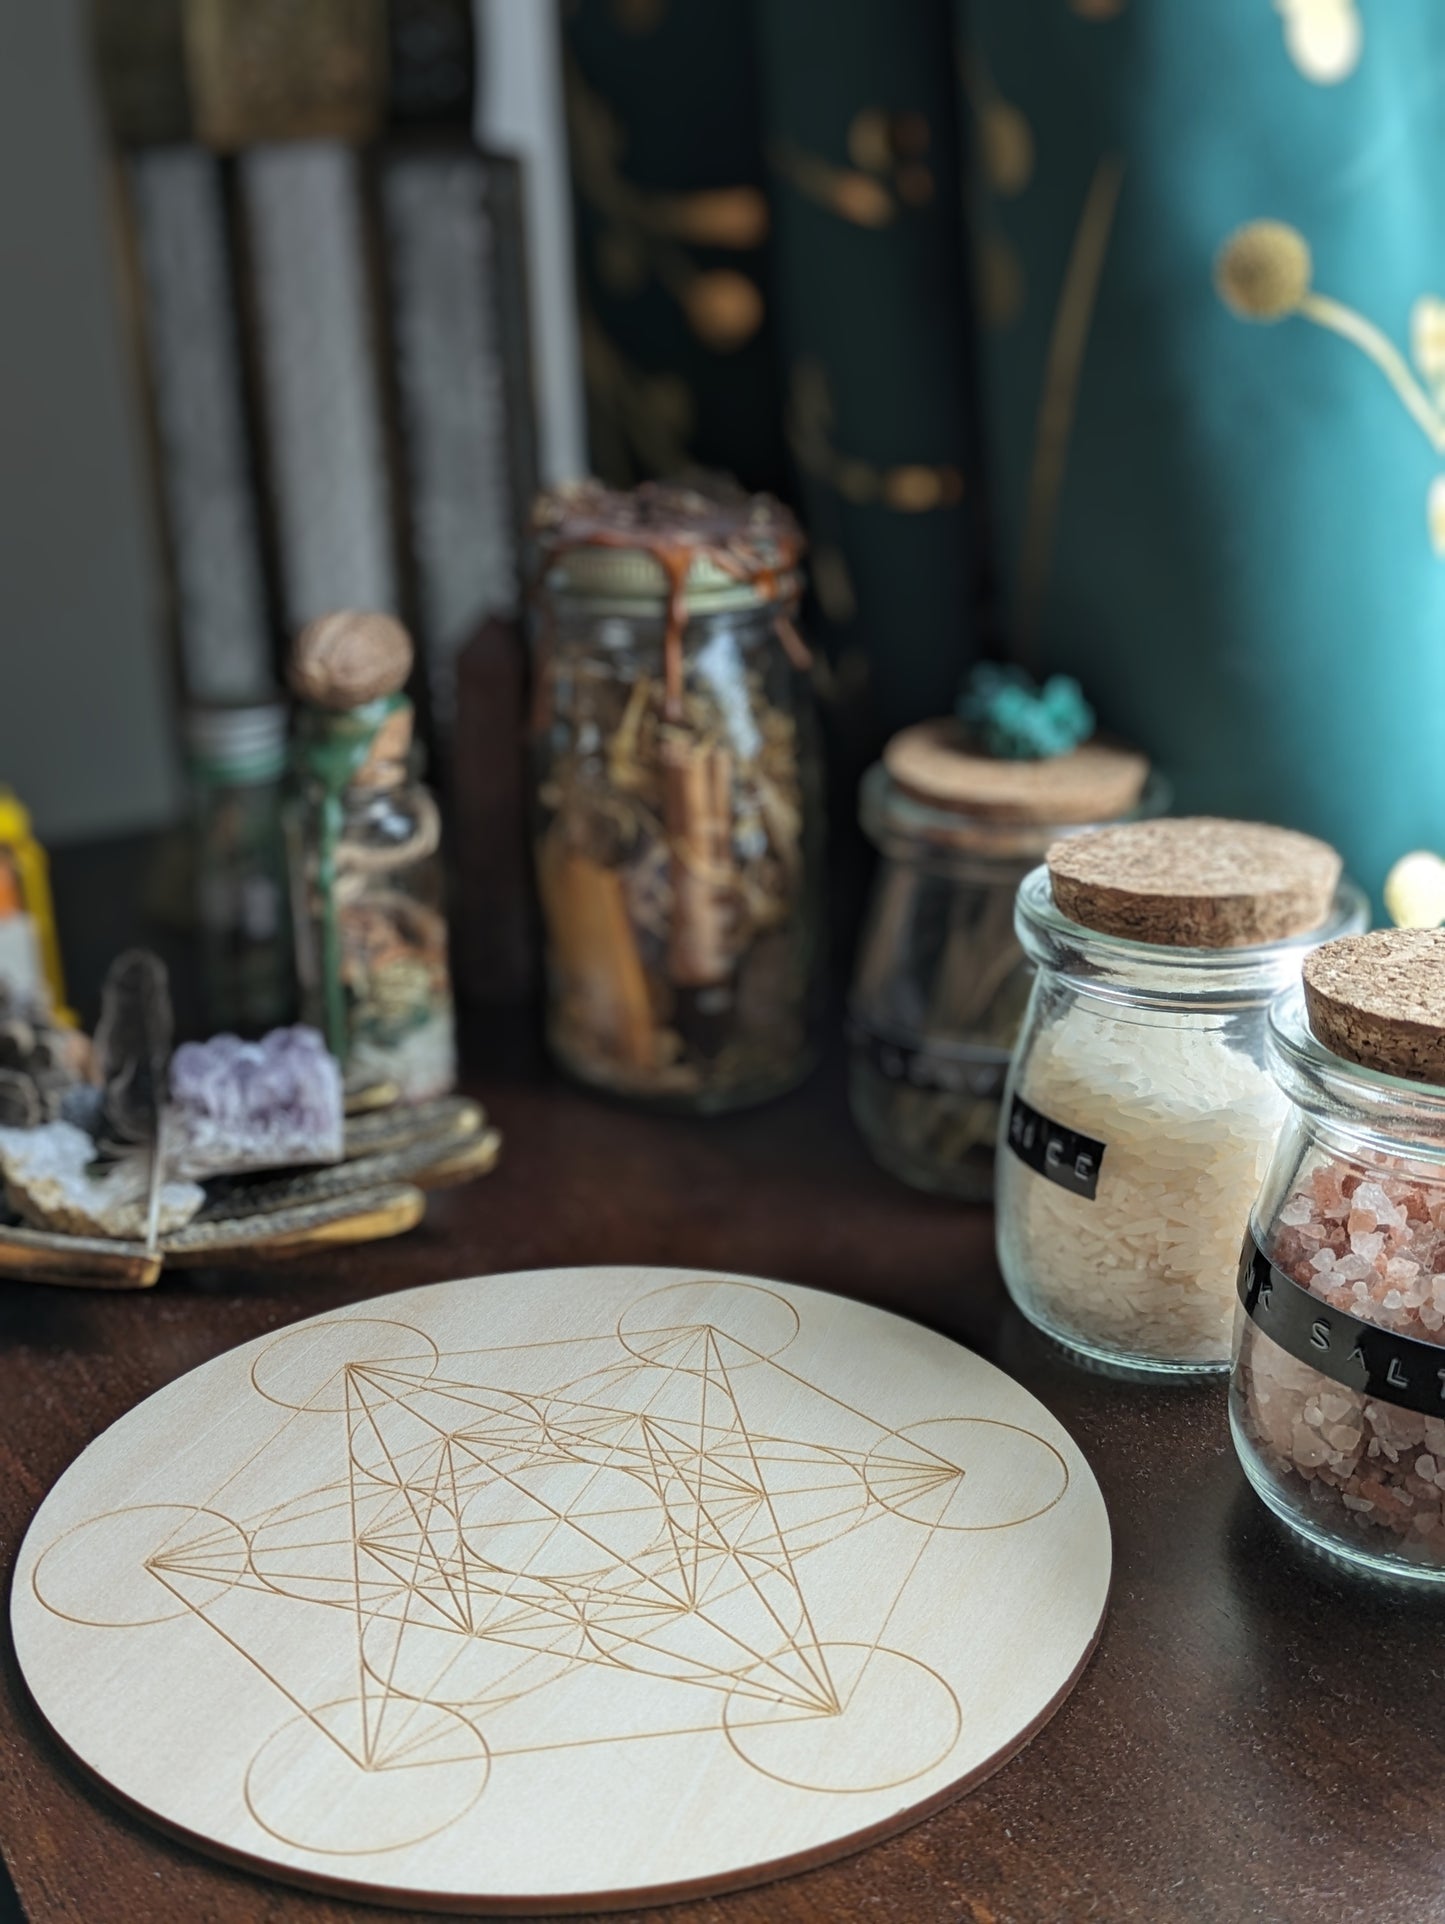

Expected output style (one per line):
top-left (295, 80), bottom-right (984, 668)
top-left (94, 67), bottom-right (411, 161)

top-left (0, 1122), bottom-right (204, 1241)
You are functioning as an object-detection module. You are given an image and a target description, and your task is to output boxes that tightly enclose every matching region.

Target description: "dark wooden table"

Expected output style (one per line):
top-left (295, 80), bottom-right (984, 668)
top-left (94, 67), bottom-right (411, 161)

top-left (2, 868), bottom-right (1444, 1921)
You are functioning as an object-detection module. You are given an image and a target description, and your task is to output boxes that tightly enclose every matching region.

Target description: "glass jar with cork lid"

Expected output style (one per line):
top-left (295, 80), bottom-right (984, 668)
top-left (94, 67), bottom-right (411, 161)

top-left (1232, 930), bottom-right (1445, 1581)
top-left (848, 717), bottom-right (1163, 1201)
top-left (530, 481), bottom-right (823, 1113)
top-left (995, 818), bottom-right (1367, 1376)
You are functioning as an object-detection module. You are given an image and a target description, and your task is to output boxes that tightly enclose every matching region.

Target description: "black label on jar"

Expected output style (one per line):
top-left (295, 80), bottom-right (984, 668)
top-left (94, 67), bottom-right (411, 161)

top-left (1238, 1229), bottom-right (1445, 1417)
top-left (848, 1019), bottom-right (1010, 1101)
top-left (1005, 1094), bottom-right (1105, 1201)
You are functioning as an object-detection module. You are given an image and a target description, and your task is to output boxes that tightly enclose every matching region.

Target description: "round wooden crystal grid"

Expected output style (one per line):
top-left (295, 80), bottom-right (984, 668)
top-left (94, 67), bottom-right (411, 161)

top-left (12, 1268), bottom-right (1110, 1913)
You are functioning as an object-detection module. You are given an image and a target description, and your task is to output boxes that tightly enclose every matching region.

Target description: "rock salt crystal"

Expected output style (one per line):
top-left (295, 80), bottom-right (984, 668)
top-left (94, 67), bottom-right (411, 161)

top-left (1234, 1146), bottom-right (1445, 1569)
top-left (996, 1008), bottom-right (1286, 1367)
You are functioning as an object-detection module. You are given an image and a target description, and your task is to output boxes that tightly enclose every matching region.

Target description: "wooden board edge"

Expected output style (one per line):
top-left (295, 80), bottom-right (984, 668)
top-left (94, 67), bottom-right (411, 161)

top-left (162, 1188), bottom-right (427, 1267)
top-left (0, 1233), bottom-right (162, 1291)
top-left (6, 1578), bottom-right (1109, 1915)
top-left (412, 1129), bottom-right (502, 1190)
top-left (344, 1080), bottom-right (402, 1115)
top-left (343, 1097), bottom-right (487, 1157)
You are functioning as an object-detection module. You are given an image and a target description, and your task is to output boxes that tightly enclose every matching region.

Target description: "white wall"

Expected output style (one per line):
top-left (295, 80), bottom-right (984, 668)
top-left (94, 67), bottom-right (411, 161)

top-left (476, 0), bottom-right (587, 486)
top-left (0, 0), bottom-right (182, 843)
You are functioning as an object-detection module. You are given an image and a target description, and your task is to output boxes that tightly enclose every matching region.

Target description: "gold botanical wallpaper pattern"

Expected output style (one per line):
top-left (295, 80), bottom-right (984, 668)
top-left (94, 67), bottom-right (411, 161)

top-left (1275, 0), bottom-right (1362, 82)
top-left (769, 110), bottom-right (937, 230)
top-left (786, 361), bottom-right (965, 516)
top-left (1016, 159), bottom-right (1125, 653)
top-left (1060, 0), bottom-right (1365, 82)
top-left (567, 60), bottom-right (769, 356)
top-left (967, 51), bottom-right (1032, 330)
top-left (563, 35), bottom-right (774, 482)
top-left (1217, 220), bottom-right (1445, 554)
top-left (768, 104), bottom-right (969, 532)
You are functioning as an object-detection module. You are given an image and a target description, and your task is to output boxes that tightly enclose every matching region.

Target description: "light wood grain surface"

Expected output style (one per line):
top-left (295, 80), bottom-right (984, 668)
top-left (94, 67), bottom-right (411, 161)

top-left (11, 1267), bottom-right (1108, 1914)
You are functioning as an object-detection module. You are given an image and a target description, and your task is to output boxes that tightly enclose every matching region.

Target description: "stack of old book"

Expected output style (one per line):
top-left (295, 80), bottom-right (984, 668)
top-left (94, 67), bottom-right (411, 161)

top-left (90, 0), bottom-right (539, 777)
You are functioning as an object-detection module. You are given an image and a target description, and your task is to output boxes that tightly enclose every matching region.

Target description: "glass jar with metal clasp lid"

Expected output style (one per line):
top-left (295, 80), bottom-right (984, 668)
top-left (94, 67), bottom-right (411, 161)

top-left (530, 481), bottom-right (824, 1114)
top-left (848, 716), bottom-right (1162, 1201)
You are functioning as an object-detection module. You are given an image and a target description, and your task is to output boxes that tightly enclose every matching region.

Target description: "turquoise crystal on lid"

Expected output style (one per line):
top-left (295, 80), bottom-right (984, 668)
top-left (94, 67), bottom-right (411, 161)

top-left (957, 665), bottom-right (1095, 761)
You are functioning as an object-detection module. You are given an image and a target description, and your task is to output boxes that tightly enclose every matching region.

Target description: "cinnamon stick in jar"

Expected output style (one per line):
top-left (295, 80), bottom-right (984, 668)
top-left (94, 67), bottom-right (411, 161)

top-left (537, 831), bottom-right (655, 1072)
top-left (661, 730), bottom-right (737, 1060)
top-left (662, 732), bottom-right (735, 990)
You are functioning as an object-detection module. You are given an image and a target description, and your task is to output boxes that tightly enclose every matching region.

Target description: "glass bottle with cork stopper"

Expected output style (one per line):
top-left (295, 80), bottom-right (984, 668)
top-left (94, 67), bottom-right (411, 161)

top-left (183, 699), bottom-right (293, 1033)
top-left (849, 715), bottom-right (1162, 1202)
top-left (995, 817), bottom-right (1366, 1376)
top-left (530, 480), bottom-right (823, 1113)
top-left (1233, 929), bottom-right (1445, 1580)
top-left (286, 610), bottom-right (456, 1101)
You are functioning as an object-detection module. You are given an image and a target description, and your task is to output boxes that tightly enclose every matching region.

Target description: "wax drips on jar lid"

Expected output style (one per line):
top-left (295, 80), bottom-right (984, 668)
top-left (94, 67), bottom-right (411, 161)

top-left (532, 479), bottom-right (804, 611)
top-left (531, 479), bottom-right (809, 722)
top-left (1303, 928), bottom-right (1445, 1083)
top-left (1046, 816), bottom-right (1342, 949)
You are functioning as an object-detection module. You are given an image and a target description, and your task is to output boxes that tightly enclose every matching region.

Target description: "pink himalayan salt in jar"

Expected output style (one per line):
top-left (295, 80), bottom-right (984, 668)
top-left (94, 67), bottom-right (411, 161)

top-left (1232, 984), bottom-right (1445, 1580)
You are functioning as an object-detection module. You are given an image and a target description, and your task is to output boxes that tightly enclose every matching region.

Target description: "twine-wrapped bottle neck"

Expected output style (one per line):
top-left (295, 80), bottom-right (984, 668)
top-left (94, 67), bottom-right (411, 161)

top-left (295, 694), bottom-right (412, 796)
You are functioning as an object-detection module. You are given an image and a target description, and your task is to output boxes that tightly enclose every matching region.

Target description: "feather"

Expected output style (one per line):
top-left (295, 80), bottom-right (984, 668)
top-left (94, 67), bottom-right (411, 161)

top-left (0, 1068), bottom-right (40, 1129)
top-left (91, 949), bottom-right (174, 1253)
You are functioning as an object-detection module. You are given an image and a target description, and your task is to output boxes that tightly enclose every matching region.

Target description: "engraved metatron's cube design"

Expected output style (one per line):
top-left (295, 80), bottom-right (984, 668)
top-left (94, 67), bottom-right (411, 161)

top-left (15, 1270), bottom-right (1108, 1907)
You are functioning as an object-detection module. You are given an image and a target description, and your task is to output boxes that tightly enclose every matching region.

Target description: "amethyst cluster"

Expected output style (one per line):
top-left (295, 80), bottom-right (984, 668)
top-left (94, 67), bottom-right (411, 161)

top-left (169, 1027), bottom-right (344, 1179)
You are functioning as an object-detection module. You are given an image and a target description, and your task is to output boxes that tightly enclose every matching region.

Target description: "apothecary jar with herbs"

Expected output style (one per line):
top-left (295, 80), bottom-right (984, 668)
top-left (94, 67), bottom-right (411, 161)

top-left (994, 818), bottom-right (1366, 1378)
top-left (530, 481), bottom-right (824, 1113)
top-left (848, 715), bottom-right (1160, 1201)
top-left (1232, 930), bottom-right (1445, 1582)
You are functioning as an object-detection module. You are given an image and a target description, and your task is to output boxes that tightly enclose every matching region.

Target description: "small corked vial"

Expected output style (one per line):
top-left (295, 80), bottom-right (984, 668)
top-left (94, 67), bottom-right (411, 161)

top-left (848, 717), bottom-right (1162, 1202)
top-left (285, 610), bottom-right (456, 1102)
top-left (994, 817), bottom-right (1366, 1377)
top-left (1232, 929), bottom-right (1445, 1580)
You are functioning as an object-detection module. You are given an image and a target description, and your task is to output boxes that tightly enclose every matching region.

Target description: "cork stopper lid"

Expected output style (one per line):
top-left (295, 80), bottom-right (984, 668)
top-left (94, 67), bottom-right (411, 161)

top-left (289, 611), bottom-right (413, 711)
top-left (1047, 817), bottom-right (1342, 949)
top-left (1303, 930), bottom-right (1445, 1083)
top-left (882, 720), bottom-right (1149, 826)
